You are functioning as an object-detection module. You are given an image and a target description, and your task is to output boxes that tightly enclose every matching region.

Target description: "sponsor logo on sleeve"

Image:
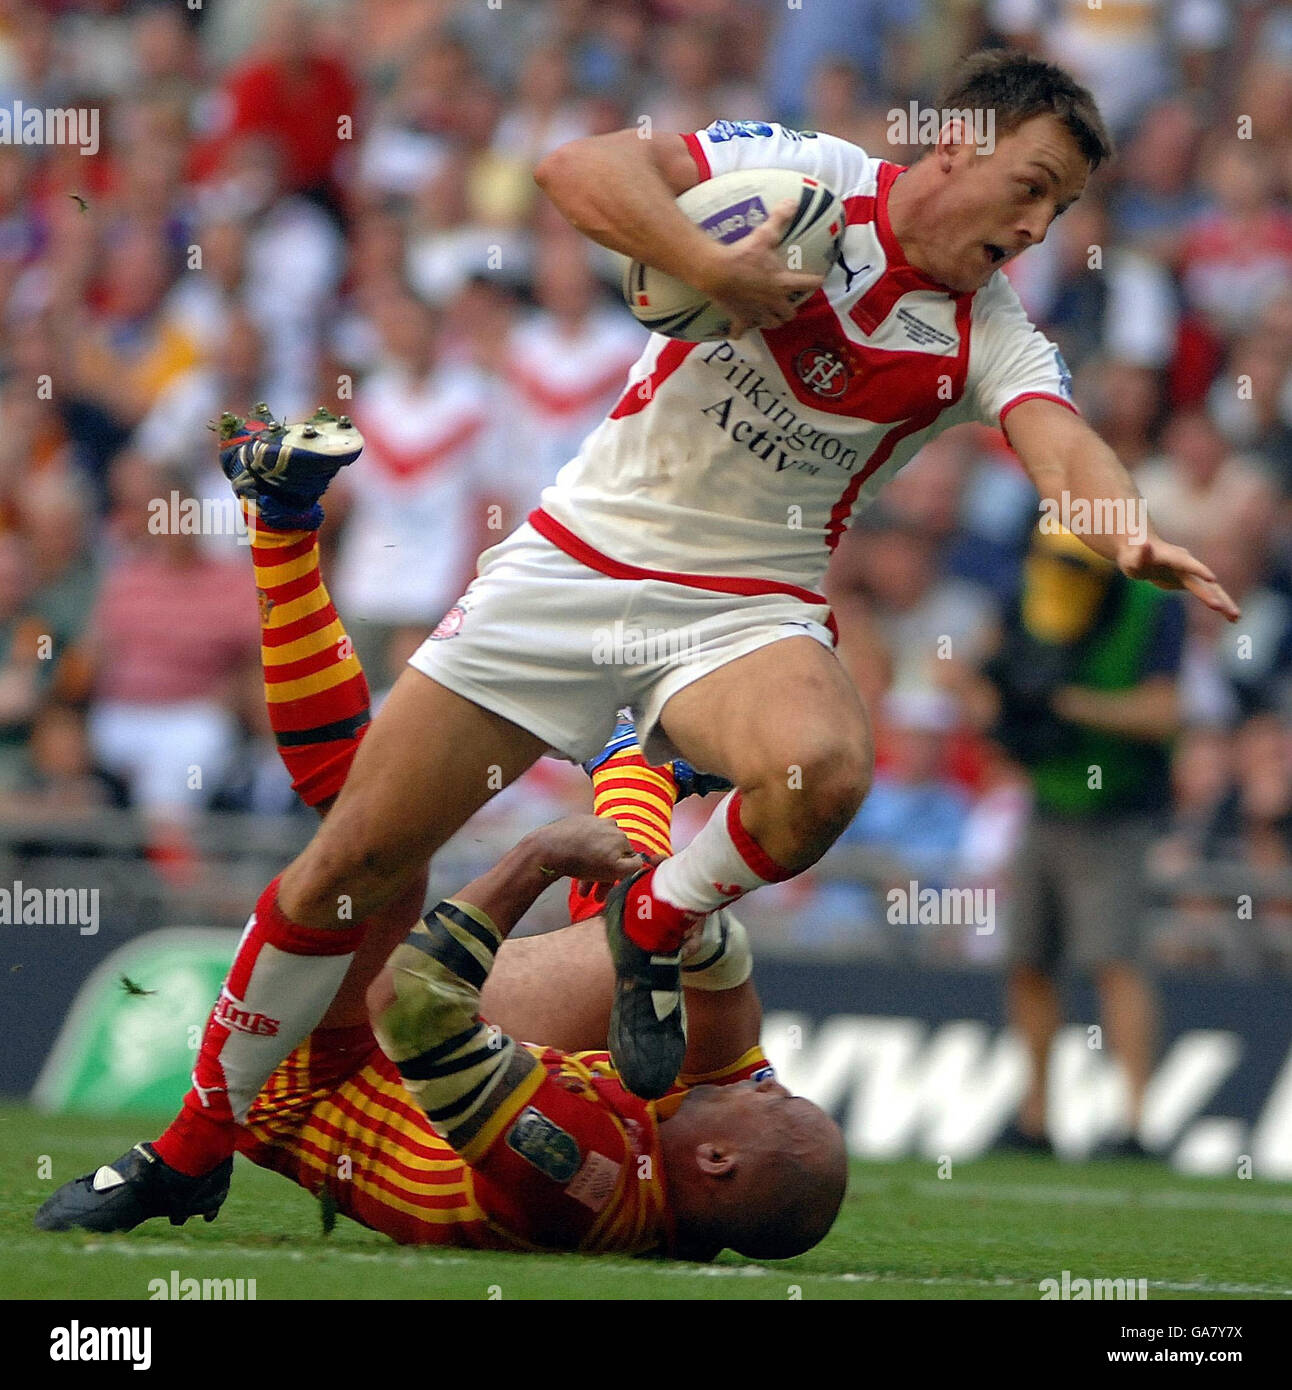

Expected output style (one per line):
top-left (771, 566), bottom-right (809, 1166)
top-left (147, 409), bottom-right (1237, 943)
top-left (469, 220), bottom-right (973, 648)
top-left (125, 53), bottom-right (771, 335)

top-left (213, 992), bottom-right (280, 1037)
top-left (704, 119), bottom-right (775, 142)
top-left (505, 1105), bottom-right (582, 1182)
top-left (703, 120), bottom-right (817, 144)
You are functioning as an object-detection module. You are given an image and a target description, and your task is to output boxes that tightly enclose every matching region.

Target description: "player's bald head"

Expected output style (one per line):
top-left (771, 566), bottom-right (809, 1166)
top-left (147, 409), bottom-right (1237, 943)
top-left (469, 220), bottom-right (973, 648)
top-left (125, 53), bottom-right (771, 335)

top-left (662, 1078), bottom-right (847, 1259)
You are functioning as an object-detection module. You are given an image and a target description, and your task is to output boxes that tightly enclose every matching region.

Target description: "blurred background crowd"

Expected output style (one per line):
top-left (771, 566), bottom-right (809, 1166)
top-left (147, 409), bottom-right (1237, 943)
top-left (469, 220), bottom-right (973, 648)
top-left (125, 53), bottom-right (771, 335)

top-left (1, 0), bottom-right (1291, 971)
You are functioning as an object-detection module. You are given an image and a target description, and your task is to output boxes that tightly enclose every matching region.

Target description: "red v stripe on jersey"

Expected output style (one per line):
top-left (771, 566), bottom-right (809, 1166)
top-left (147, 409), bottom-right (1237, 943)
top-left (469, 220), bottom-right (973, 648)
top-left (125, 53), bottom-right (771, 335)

top-left (763, 286), bottom-right (973, 424)
top-left (849, 164), bottom-right (958, 332)
top-left (871, 162), bottom-right (952, 292)
top-left (842, 194), bottom-right (875, 221)
top-left (360, 413), bottom-right (486, 481)
top-left (764, 161), bottom-right (975, 425)
top-left (850, 266), bottom-right (949, 336)
top-left (609, 340), bottom-right (697, 419)
top-left (824, 292), bottom-right (974, 550)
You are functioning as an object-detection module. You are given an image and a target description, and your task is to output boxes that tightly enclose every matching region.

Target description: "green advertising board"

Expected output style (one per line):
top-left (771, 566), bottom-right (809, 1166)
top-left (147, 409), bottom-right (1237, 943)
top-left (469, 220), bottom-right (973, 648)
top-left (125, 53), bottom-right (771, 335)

top-left (32, 929), bottom-right (238, 1114)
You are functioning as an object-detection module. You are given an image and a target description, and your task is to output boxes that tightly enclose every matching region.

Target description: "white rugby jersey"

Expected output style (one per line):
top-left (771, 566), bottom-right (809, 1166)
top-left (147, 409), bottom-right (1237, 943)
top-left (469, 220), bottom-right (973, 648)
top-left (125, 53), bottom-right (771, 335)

top-left (533, 119), bottom-right (1077, 598)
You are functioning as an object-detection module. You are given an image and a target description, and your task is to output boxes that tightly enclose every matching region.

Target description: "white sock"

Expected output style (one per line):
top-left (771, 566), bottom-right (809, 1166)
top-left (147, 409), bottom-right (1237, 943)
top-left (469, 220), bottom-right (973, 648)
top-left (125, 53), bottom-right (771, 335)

top-left (215, 920), bottom-right (358, 1122)
top-left (651, 790), bottom-right (790, 915)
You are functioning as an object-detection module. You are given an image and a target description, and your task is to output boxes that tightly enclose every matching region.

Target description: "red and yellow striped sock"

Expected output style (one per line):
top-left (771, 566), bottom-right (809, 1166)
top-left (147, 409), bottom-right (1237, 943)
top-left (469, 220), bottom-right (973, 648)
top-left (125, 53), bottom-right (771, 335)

top-left (246, 503), bottom-right (371, 808)
top-left (568, 743), bottom-right (679, 922)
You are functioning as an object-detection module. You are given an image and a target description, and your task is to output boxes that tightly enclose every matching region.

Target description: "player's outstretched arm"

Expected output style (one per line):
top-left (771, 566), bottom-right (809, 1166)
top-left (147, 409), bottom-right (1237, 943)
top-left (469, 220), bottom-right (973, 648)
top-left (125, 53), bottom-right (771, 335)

top-left (1004, 398), bottom-right (1240, 621)
top-left (363, 815), bottom-right (640, 1022)
top-left (452, 815), bottom-right (643, 940)
top-left (535, 130), bottom-right (820, 336)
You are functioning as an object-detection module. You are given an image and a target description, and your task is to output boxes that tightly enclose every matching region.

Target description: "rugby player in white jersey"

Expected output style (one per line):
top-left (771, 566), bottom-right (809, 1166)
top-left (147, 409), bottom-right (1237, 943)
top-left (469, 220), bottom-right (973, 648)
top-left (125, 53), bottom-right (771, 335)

top-left (45, 50), bottom-right (1238, 1232)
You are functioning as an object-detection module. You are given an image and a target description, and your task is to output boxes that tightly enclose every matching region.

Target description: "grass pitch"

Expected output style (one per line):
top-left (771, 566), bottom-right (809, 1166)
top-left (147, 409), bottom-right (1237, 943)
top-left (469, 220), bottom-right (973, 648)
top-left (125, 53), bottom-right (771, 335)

top-left (2, 1103), bottom-right (1288, 1301)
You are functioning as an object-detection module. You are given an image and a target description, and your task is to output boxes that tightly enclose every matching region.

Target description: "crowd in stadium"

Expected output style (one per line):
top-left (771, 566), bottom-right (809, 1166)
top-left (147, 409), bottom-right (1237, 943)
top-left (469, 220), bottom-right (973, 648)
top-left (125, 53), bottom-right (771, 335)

top-left (1, 0), bottom-right (1291, 962)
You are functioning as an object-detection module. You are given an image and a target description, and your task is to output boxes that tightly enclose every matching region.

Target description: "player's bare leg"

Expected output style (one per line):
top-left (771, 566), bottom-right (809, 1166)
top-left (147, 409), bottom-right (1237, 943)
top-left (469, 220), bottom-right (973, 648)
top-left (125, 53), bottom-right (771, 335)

top-left (314, 874), bottom-right (430, 1030)
top-left (367, 809), bottom-right (762, 1123)
top-left (478, 920), bottom-right (615, 1051)
top-left (658, 636), bottom-right (873, 869)
top-left (278, 667), bottom-right (546, 928)
top-left (601, 635), bottom-right (871, 1097)
top-left (137, 671), bottom-right (546, 1192)
top-left (449, 917), bottom-right (764, 1073)
top-left (350, 910), bottom-right (763, 1068)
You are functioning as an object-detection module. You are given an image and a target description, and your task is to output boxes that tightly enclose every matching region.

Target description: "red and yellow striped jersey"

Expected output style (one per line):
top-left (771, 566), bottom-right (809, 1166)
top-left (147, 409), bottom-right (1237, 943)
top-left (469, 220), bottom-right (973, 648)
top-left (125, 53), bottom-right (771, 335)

top-left (237, 1023), bottom-right (771, 1255)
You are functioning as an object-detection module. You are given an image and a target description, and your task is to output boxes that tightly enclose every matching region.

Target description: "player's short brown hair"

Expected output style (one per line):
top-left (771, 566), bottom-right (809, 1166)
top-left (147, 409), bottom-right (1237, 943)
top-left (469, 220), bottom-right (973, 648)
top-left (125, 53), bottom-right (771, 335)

top-left (939, 49), bottom-right (1114, 170)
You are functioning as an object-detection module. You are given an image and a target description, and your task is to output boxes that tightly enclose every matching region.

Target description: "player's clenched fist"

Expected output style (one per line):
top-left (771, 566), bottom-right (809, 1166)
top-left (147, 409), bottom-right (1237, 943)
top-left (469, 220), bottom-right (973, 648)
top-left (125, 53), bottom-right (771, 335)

top-left (529, 814), bottom-right (645, 886)
top-left (691, 198), bottom-right (824, 338)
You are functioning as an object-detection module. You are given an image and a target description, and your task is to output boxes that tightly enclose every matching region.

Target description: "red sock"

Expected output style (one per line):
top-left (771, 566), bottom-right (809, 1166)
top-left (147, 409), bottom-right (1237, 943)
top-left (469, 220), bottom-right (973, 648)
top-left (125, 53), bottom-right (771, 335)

top-left (620, 865), bottom-right (705, 953)
top-left (153, 877), bottom-right (364, 1175)
top-left (623, 790), bottom-right (793, 952)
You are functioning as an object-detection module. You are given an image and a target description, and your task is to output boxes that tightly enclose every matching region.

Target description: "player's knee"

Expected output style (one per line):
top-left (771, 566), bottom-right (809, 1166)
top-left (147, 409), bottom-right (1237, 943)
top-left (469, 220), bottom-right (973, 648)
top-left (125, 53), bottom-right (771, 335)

top-left (738, 739), bottom-right (869, 870)
top-left (786, 739), bottom-right (872, 836)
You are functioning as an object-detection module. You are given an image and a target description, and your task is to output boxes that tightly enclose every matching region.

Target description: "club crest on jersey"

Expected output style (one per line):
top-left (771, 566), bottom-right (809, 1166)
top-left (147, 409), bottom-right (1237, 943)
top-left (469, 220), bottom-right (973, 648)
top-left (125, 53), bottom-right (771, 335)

top-left (430, 604), bottom-right (466, 640)
top-left (506, 1105), bottom-right (581, 1183)
top-left (794, 346), bottom-right (851, 400)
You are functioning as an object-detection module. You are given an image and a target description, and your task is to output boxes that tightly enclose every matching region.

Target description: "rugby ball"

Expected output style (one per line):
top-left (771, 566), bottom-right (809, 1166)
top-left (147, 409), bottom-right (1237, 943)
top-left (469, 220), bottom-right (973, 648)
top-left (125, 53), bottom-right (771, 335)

top-left (623, 167), bottom-right (844, 342)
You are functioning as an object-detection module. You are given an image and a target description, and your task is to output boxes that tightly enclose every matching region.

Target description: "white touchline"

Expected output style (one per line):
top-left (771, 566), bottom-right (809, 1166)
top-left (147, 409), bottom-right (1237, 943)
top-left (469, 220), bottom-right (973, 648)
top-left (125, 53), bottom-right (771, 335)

top-left (6, 1240), bottom-right (1288, 1297)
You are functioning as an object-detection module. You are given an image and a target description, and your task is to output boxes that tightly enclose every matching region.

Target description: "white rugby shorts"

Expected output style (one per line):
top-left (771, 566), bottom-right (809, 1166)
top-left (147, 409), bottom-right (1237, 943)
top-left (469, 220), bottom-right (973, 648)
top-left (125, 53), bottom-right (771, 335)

top-left (407, 521), bottom-right (836, 764)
